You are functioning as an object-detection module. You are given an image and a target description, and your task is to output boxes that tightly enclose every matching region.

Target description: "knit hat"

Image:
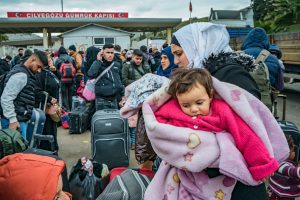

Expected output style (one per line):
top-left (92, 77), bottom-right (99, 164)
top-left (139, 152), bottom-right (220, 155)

top-left (68, 44), bottom-right (76, 52)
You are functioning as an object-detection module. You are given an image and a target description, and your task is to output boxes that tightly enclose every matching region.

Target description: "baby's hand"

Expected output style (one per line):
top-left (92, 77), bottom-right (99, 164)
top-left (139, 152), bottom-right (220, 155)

top-left (260, 173), bottom-right (274, 183)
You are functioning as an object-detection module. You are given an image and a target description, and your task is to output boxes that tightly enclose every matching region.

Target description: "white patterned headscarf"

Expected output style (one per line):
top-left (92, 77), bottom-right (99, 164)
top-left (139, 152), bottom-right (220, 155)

top-left (173, 22), bottom-right (232, 68)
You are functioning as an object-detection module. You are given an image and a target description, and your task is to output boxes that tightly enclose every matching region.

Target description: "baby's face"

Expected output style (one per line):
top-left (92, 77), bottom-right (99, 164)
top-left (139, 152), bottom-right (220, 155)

top-left (177, 83), bottom-right (212, 117)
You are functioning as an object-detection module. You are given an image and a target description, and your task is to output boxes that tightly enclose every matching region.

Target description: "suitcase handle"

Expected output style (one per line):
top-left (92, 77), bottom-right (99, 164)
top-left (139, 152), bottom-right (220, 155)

top-left (102, 109), bottom-right (119, 113)
top-left (39, 91), bottom-right (49, 112)
top-left (31, 134), bottom-right (55, 151)
top-left (273, 94), bottom-right (287, 121)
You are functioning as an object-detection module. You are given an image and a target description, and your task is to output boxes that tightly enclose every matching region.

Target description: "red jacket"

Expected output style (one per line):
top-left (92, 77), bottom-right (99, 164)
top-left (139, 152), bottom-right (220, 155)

top-left (155, 98), bottom-right (279, 181)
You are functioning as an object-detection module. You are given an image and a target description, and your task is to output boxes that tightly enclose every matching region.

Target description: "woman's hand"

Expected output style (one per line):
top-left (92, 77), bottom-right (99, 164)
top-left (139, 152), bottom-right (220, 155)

top-left (51, 97), bottom-right (57, 105)
top-left (49, 65), bottom-right (56, 72)
top-left (119, 96), bottom-right (127, 108)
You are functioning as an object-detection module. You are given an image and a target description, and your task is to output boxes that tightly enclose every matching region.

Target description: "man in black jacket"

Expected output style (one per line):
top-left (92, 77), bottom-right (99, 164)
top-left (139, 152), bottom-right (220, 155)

top-left (11, 48), bottom-right (24, 67)
top-left (0, 55), bottom-right (12, 76)
top-left (87, 44), bottom-right (124, 110)
top-left (0, 51), bottom-right (48, 140)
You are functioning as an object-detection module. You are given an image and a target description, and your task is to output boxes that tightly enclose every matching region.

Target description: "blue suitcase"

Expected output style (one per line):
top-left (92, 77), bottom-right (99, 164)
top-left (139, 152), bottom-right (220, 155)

top-left (26, 92), bottom-right (48, 144)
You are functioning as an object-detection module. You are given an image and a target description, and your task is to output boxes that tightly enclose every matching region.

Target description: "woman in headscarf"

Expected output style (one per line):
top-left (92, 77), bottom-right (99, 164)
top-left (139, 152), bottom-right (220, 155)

top-left (169, 22), bottom-right (265, 200)
top-left (156, 46), bottom-right (178, 78)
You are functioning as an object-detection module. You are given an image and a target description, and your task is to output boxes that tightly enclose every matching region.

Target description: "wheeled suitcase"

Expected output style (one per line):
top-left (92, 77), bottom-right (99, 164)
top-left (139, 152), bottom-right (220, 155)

top-left (26, 92), bottom-right (48, 144)
top-left (69, 105), bottom-right (90, 134)
top-left (274, 94), bottom-right (300, 163)
top-left (91, 109), bottom-right (129, 169)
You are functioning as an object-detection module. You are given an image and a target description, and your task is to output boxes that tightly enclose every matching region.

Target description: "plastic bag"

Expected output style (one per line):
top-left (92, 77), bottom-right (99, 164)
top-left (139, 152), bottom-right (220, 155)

top-left (69, 157), bottom-right (109, 200)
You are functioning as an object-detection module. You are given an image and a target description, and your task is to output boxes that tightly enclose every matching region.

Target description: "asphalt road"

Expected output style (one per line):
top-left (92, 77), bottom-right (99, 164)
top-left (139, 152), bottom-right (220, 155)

top-left (57, 82), bottom-right (300, 174)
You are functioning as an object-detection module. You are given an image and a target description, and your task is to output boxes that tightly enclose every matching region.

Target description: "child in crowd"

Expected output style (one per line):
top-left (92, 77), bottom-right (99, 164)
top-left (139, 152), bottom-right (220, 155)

top-left (155, 68), bottom-right (279, 181)
top-left (268, 134), bottom-right (300, 200)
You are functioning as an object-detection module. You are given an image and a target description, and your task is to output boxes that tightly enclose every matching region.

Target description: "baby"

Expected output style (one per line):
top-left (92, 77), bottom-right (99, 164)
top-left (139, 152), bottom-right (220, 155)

top-left (155, 68), bottom-right (279, 181)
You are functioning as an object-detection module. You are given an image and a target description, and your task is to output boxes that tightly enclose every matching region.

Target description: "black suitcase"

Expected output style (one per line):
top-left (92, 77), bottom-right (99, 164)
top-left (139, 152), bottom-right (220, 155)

top-left (69, 105), bottom-right (90, 134)
top-left (91, 109), bottom-right (129, 169)
top-left (274, 94), bottom-right (300, 163)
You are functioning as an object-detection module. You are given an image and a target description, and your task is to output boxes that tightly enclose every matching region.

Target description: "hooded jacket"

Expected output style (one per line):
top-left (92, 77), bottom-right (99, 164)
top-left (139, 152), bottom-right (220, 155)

top-left (54, 46), bottom-right (76, 79)
top-left (241, 28), bottom-right (282, 88)
top-left (0, 153), bottom-right (65, 200)
top-left (85, 46), bottom-right (99, 73)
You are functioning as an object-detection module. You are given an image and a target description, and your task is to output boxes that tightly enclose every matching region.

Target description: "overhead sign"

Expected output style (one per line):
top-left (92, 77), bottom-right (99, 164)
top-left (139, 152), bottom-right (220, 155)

top-left (7, 12), bottom-right (129, 18)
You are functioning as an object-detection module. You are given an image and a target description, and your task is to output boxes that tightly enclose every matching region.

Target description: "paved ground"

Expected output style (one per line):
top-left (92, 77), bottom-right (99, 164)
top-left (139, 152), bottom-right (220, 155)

top-left (57, 82), bottom-right (300, 176)
top-left (57, 127), bottom-right (139, 174)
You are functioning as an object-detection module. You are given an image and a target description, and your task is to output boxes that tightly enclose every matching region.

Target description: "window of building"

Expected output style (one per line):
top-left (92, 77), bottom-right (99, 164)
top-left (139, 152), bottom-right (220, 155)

top-left (93, 37), bottom-right (115, 46)
top-left (94, 37), bottom-right (104, 45)
top-left (105, 37), bottom-right (115, 44)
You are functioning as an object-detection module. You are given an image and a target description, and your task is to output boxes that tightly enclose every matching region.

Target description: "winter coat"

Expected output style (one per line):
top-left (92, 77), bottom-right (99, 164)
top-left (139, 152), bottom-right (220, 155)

top-left (122, 61), bottom-right (151, 86)
top-left (87, 60), bottom-right (124, 99)
top-left (241, 28), bottom-right (283, 89)
top-left (54, 54), bottom-right (76, 79)
top-left (1, 65), bottom-right (36, 122)
top-left (204, 52), bottom-right (261, 100)
top-left (0, 59), bottom-right (11, 75)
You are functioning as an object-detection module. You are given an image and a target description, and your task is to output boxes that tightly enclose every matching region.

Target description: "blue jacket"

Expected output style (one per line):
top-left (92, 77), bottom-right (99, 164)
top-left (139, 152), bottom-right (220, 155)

top-left (241, 28), bottom-right (281, 88)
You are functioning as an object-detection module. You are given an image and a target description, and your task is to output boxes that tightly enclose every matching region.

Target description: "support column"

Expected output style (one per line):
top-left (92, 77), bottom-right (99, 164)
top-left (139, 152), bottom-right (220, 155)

top-left (47, 31), bottom-right (52, 49)
top-left (43, 28), bottom-right (48, 49)
top-left (166, 28), bottom-right (172, 44)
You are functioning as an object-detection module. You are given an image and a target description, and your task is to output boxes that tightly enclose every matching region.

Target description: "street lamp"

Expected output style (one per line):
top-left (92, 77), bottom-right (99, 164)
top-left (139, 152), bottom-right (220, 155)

top-left (61, 0), bottom-right (64, 12)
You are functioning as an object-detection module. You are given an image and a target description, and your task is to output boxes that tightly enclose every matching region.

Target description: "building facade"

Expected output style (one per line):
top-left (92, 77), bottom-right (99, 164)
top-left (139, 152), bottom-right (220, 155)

top-left (61, 24), bottom-right (133, 51)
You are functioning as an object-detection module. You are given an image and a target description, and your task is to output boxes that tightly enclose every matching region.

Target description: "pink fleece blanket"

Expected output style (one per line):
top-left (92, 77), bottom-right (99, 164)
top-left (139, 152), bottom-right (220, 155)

top-left (141, 77), bottom-right (289, 200)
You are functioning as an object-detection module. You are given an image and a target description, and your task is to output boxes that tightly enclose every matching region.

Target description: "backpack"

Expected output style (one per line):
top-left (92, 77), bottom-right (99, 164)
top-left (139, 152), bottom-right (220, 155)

top-left (96, 169), bottom-right (151, 200)
top-left (0, 128), bottom-right (27, 159)
top-left (249, 49), bottom-right (273, 110)
top-left (59, 60), bottom-right (76, 82)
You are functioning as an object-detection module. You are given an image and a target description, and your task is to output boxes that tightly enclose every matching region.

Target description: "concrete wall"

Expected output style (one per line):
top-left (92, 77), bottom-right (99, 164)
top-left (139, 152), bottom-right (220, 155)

top-left (62, 25), bottom-right (131, 51)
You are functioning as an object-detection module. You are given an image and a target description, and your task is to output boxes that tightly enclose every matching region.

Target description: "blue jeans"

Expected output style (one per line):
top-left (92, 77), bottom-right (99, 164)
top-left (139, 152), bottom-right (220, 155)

top-left (129, 127), bottom-right (136, 146)
top-left (1, 118), bottom-right (27, 140)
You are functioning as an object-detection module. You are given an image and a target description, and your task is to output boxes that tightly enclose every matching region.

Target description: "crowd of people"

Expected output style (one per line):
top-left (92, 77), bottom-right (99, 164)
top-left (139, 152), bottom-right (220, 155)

top-left (0, 22), bottom-right (299, 200)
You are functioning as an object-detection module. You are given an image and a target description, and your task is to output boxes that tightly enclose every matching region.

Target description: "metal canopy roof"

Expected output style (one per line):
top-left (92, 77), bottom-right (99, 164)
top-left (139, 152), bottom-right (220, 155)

top-left (0, 18), bottom-right (182, 34)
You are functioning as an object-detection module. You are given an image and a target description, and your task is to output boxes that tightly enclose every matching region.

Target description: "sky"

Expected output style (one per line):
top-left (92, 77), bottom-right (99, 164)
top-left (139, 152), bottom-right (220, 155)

top-left (0, 0), bottom-right (251, 20)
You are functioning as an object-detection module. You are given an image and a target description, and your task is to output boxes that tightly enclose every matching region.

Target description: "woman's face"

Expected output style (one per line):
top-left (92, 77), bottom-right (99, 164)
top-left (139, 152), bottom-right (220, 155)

top-left (171, 44), bottom-right (189, 68)
top-left (161, 54), bottom-right (170, 70)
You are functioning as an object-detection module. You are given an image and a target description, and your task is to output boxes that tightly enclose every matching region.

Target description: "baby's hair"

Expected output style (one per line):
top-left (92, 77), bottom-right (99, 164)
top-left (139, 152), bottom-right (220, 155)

top-left (286, 134), bottom-right (294, 150)
top-left (168, 68), bottom-right (214, 98)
